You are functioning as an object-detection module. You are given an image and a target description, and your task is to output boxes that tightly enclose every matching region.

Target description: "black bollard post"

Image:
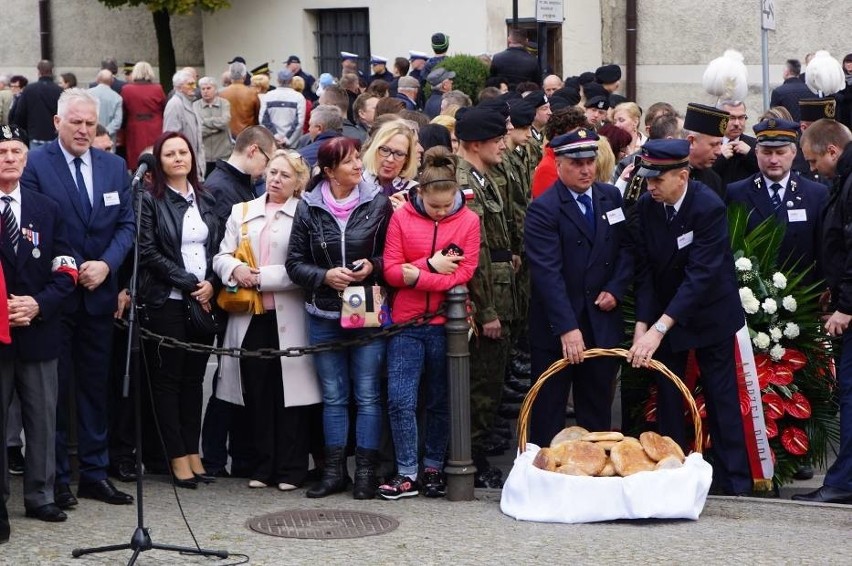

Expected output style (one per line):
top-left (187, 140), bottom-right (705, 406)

top-left (444, 285), bottom-right (475, 501)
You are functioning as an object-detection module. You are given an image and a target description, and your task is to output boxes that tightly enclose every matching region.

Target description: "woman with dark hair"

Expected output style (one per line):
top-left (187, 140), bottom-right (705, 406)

top-left (379, 147), bottom-right (480, 499)
top-left (138, 131), bottom-right (220, 489)
top-left (286, 137), bottom-right (393, 500)
top-left (598, 123), bottom-right (633, 162)
top-left (530, 106), bottom-right (589, 198)
top-left (58, 73), bottom-right (77, 89)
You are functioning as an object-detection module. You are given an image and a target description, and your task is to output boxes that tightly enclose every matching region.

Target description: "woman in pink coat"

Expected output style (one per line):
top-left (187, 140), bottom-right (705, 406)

top-left (378, 146), bottom-right (480, 500)
top-left (122, 62), bottom-right (167, 170)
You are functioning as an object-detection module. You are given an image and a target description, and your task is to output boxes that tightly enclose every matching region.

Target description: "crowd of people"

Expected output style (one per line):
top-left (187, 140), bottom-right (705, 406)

top-left (1, 30), bottom-right (852, 545)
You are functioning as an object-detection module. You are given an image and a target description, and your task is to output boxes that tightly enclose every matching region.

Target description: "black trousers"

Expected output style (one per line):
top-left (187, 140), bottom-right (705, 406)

top-left (142, 299), bottom-right (213, 461)
top-left (240, 313), bottom-right (312, 485)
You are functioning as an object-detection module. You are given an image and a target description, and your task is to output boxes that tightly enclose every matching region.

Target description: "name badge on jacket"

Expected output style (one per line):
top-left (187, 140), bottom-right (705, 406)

top-left (103, 192), bottom-right (120, 207)
top-left (677, 231), bottom-right (694, 250)
top-left (787, 209), bottom-right (807, 222)
top-left (605, 207), bottom-right (626, 225)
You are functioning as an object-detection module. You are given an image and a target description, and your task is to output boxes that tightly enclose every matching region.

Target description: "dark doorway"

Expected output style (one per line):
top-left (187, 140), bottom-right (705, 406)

top-left (314, 8), bottom-right (371, 77)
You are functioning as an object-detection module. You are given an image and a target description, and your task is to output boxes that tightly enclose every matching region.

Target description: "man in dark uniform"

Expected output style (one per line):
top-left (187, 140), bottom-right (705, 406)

top-left (525, 129), bottom-right (633, 446)
top-left (683, 102), bottom-right (729, 199)
top-left (793, 119), bottom-right (852, 503)
top-left (712, 100), bottom-right (759, 186)
top-left (455, 105), bottom-right (512, 487)
top-left (797, 97), bottom-right (837, 184)
top-left (595, 64), bottom-right (626, 107)
top-left (367, 56), bottom-right (393, 86)
top-left (628, 139), bottom-right (752, 496)
top-left (770, 59), bottom-right (812, 121)
top-left (726, 118), bottom-right (828, 282)
top-left (286, 55), bottom-right (317, 103)
top-left (584, 95), bottom-right (610, 130)
top-left (489, 29), bottom-right (541, 90)
top-left (0, 125), bottom-right (78, 525)
top-left (408, 51), bottom-right (429, 83)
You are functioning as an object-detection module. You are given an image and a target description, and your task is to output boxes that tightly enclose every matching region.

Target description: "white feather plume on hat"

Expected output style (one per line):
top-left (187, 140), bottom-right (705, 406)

top-left (805, 50), bottom-right (845, 97)
top-left (702, 49), bottom-right (748, 102)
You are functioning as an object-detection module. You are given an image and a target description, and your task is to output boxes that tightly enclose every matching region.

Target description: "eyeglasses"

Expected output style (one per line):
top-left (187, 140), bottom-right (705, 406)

top-left (377, 145), bottom-right (407, 161)
top-left (257, 145), bottom-right (271, 165)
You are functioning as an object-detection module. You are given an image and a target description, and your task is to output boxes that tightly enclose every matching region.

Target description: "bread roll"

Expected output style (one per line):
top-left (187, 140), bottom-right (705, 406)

top-left (555, 462), bottom-right (589, 476)
top-left (550, 426), bottom-right (589, 446)
top-left (610, 440), bottom-right (656, 476)
top-left (654, 455), bottom-right (684, 470)
top-left (599, 459), bottom-right (616, 477)
top-left (580, 431), bottom-right (625, 442)
top-left (550, 440), bottom-right (607, 476)
top-left (533, 447), bottom-right (558, 472)
top-left (595, 440), bottom-right (620, 451)
top-left (639, 431), bottom-right (686, 463)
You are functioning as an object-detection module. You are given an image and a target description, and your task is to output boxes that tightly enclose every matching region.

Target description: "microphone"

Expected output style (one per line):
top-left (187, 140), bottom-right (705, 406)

top-left (131, 153), bottom-right (157, 187)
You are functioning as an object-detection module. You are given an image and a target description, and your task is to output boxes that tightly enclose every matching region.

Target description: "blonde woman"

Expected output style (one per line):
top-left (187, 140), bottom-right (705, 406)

top-left (214, 150), bottom-right (321, 491)
top-left (612, 102), bottom-right (647, 155)
top-left (430, 114), bottom-right (458, 153)
top-left (361, 120), bottom-right (419, 209)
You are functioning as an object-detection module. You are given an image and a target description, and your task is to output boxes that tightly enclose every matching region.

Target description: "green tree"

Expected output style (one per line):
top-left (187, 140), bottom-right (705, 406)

top-left (97, 0), bottom-right (229, 92)
top-left (436, 55), bottom-right (490, 100)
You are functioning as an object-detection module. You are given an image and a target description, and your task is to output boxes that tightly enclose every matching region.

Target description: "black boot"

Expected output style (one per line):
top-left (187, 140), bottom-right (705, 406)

top-left (352, 448), bottom-right (378, 500)
top-left (306, 446), bottom-right (350, 498)
top-left (0, 497), bottom-right (9, 544)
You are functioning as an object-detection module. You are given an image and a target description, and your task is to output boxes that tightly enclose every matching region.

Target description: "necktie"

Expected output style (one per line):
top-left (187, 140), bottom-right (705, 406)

top-left (576, 193), bottom-right (595, 230)
top-left (1, 196), bottom-right (19, 251)
top-left (73, 157), bottom-right (93, 218)
top-left (769, 183), bottom-right (783, 212)
top-left (665, 204), bottom-right (677, 224)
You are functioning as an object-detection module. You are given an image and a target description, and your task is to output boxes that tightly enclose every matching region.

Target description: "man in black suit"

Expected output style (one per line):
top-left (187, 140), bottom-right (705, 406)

top-left (628, 138), bottom-right (752, 496)
top-left (525, 129), bottom-right (634, 446)
top-left (726, 118), bottom-right (828, 282)
top-left (770, 59), bottom-right (813, 121)
top-left (712, 100), bottom-right (759, 187)
top-left (0, 125), bottom-right (78, 524)
top-left (683, 102), bottom-right (729, 200)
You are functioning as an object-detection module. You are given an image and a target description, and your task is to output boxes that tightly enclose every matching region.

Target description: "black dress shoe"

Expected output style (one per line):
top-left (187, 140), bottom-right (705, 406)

top-left (792, 485), bottom-right (852, 504)
top-left (7, 447), bottom-right (24, 476)
top-left (172, 475), bottom-right (199, 489)
top-left (110, 461), bottom-right (138, 483)
top-left (78, 479), bottom-right (134, 505)
top-left (193, 472), bottom-right (216, 484)
top-left (25, 503), bottom-right (67, 522)
top-left (54, 483), bottom-right (78, 509)
top-left (793, 464), bottom-right (815, 481)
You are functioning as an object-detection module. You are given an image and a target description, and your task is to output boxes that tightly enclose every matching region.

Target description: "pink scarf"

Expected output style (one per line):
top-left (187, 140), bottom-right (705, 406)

top-left (321, 181), bottom-right (360, 222)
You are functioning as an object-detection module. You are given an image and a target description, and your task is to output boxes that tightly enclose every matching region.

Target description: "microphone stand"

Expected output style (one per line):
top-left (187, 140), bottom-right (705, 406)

top-left (72, 175), bottom-right (228, 564)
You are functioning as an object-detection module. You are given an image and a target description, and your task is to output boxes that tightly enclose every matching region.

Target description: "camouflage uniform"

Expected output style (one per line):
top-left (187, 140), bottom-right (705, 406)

top-left (504, 144), bottom-right (533, 348)
top-left (457, 157), bottom-right (515, 456)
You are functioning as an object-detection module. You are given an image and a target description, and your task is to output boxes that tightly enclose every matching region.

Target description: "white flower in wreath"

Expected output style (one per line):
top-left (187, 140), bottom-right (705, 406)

top-left (772, 272), bottom-right (787, 289)
top-left (753, 332), bottom-right (771, 349)
top-left (770, 343), bottom-right (786, 361)
top-left (743, 298), bottom-right (760, 314)
top-left (770, 326), bottom-right (783, 342)
top-left (784, 322), bottom-right (800, 339)
top-left (782, 295), bottom-right (797, 312)
top-left (762, 298), bottom-right (778, 314)
top-left (735, 257), bottom-right (753, 272)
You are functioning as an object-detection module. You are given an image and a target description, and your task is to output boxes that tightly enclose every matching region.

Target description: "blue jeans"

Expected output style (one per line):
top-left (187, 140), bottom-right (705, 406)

top-left (387, 325), bottom-right (449, 476)
top-left (826, 330), bottom-right (852, 490)
top-left (308, 315), bottom-right (386, 450)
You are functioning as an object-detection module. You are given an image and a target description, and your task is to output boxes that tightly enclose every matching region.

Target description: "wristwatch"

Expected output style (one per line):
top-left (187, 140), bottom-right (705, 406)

top-left (653, 321), bottom-right (669, 335)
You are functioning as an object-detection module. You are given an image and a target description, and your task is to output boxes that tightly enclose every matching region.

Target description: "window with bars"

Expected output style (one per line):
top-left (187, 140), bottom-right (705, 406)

top-left (313, 8), bottom-right (371, 77)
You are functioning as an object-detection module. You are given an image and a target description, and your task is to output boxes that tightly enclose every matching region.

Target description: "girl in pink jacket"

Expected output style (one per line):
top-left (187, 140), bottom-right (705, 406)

top-left (379, 146), bottom-right (480, 499)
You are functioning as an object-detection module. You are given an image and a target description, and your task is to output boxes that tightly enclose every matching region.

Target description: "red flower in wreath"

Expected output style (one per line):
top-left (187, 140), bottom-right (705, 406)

top-left (781, 426), bottom-right (809, 455)
top-left (784, 392), bottom-right (812, 419)
top-left (762, 391), bottom-right (785, 420)
top-left (765, 418), bottom-right (778, 439)
top-left (767, 363), bottom-right (794, 387)
top-left (781, 349), bottom-right (807, 371)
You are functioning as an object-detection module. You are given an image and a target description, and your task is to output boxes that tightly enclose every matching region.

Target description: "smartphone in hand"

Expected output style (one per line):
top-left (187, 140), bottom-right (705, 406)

top-left (442, 244), bottom-right (463, 258)
top-left (346, 260), bottom-right (366, 272)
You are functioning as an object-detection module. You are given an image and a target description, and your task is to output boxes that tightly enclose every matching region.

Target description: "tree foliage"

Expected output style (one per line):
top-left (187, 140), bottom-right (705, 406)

top-left (98, 0), bottom-right (229, 14)
top-left (435, 55), bottom-right (490, 101)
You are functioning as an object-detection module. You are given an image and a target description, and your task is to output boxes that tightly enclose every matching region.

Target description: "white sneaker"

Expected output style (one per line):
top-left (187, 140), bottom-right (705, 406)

top-left (278, 482), bottom-right (298, 491)
top-left (248, 479), bottom-right (268, 488)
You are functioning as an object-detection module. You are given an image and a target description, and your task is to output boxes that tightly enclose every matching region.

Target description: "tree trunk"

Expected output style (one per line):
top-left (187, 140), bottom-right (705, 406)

top-left (152, 9), bottom-right (175, 93)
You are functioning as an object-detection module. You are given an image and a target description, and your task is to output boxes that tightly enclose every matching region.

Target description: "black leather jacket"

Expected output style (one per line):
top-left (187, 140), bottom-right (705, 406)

top-left (286, 181), bottom-right (393, 315)
top-left (822, 142), bottom-right (852, 313)
top-left (138, 187), bottom-right (221, 309)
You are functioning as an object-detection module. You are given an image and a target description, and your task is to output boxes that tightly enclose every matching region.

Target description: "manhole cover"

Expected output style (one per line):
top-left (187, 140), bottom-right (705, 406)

top-left (247, 509), bottom-right (399, 539)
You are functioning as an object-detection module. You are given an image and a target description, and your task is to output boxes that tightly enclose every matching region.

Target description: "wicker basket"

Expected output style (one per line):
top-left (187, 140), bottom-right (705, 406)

top-left (516, 347), bottom-right (704, 454)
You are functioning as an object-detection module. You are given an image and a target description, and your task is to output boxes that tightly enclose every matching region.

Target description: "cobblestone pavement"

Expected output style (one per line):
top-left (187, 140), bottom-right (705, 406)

top-left (2, 472), bottom-right (851, 566)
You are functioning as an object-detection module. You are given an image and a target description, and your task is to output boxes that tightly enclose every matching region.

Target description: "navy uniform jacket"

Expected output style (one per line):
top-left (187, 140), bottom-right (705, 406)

top-left (0, 188), bottom-right (77, 361)
top-left (635, 180), bottom-right (744, 352)
top-left (726, 171), bottom-right (828, 279)
top-left (769, 78), bottom-right (813, 122)
top-left (525, 179), bottom-right (634, 350)
top-left (20, 141), bottom-right (135, 316)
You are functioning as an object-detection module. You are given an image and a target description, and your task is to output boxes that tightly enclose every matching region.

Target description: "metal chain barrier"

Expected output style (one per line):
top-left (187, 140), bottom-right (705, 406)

top-left (115, 305), bottom-right (448, 359)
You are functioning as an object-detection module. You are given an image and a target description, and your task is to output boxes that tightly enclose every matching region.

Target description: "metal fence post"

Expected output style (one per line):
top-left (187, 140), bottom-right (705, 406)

top-left (444, 285), bottom-right (475, 501)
